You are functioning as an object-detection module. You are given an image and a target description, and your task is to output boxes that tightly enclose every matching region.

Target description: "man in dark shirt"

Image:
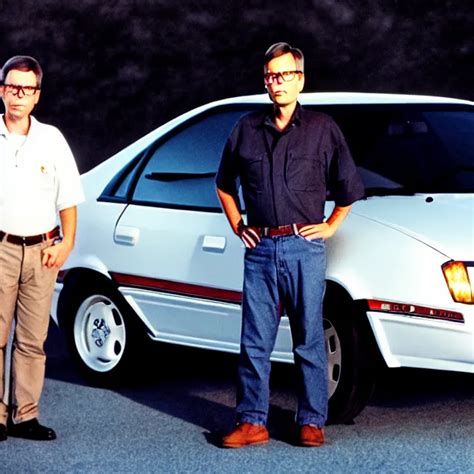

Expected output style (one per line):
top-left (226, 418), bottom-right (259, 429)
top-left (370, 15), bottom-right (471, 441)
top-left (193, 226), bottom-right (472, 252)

top-left (216, 42), bottom-right (364, 448)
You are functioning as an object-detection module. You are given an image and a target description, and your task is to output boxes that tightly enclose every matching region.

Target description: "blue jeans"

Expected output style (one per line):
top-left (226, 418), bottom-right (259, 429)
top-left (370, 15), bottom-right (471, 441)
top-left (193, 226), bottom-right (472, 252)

top-left (237, 235), bottom-right (328, 428)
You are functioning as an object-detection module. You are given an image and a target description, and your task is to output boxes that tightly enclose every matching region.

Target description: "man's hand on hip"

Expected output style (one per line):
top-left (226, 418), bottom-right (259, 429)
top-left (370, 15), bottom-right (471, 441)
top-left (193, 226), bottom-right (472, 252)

top-left (300, 205), bottom-right (352, 241)
top-left (238, 222), bottom-right (261, 249)
top-left (299, 223), bottom-right (335, 241)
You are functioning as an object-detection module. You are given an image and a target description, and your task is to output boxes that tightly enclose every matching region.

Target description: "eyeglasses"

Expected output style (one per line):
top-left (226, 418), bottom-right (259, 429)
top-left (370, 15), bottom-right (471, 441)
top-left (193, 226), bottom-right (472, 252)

top-left (2, 84), bottom-right (40, 96)
top-left (264, 70), bottom-right (303, 85)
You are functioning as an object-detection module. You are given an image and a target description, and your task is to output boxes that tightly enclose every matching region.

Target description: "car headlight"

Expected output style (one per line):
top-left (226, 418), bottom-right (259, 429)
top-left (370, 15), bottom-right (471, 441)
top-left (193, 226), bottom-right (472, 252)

top-left (442, 261), bottom-right (474, 304)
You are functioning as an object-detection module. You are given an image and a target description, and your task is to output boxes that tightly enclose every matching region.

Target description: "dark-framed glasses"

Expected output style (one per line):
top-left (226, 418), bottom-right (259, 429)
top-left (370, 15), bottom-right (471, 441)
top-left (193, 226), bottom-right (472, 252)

top-left (3, 84), bottom-right (40, 96)
top-left (264, 70), bottom-right (303, 85)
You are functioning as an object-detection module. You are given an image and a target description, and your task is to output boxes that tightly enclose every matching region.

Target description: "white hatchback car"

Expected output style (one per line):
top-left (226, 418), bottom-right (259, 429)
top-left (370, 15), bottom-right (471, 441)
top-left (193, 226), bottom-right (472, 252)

top-left (51, 93), bottom-right (474, 423)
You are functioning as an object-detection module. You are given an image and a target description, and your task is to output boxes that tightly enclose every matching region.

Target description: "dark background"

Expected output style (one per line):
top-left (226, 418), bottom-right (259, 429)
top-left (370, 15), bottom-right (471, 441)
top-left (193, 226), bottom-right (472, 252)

top-left (1, 0), bottom-right (473, 172)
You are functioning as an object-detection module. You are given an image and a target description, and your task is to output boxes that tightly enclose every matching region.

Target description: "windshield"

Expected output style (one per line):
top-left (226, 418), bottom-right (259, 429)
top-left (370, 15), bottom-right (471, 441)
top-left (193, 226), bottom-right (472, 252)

top-left (313, 105), bottom-right (474, 194)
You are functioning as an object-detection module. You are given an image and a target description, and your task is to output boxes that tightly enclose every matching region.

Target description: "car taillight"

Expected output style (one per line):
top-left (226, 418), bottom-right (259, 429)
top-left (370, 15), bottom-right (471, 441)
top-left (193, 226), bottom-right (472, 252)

top-left (442, 261), bottom-right (474, 304)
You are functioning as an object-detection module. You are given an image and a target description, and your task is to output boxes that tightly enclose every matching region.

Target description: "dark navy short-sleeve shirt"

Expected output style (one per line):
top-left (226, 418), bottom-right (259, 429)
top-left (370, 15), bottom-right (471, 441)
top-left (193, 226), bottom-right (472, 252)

top-left (216, 103), bottom-right (364, 227)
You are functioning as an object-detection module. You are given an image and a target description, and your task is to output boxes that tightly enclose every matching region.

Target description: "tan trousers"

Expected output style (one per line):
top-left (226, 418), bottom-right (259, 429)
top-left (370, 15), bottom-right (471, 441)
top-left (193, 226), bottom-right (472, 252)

top-left (0, 238), bottom-right (58, 424)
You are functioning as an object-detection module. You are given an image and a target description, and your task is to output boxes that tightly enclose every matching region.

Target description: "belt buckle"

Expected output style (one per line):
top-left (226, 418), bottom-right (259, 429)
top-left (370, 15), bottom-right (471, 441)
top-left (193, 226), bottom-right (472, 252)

top-left (262, 225), bottom-right (296, 237)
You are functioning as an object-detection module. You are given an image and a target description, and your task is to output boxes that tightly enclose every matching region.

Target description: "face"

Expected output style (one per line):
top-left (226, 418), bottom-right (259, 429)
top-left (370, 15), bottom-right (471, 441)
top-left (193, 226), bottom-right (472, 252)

top-left (264, 52), bottom-right (304, 108)
top-left (0, 69), bottom-right (41, 122)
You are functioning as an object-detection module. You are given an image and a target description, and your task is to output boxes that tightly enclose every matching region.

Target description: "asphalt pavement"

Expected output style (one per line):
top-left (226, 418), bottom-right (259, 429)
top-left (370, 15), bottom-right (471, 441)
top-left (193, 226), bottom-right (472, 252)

top-left (0, 323), bottom-right (473, 473)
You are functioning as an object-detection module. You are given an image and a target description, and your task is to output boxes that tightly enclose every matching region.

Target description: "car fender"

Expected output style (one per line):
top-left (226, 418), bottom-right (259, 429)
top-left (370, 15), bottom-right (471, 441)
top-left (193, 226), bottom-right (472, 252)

top-left (62, 254), bottom-right (112, 279)
top-left (326, 208), bottom-right (472, 371)
top-left (326, 209), bottom-right (451, 306)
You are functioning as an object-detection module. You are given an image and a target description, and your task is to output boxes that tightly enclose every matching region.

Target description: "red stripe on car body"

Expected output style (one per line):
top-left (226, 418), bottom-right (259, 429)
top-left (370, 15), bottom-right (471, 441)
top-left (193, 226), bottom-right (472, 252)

top-left (110, 272), bottom-right (242, 304)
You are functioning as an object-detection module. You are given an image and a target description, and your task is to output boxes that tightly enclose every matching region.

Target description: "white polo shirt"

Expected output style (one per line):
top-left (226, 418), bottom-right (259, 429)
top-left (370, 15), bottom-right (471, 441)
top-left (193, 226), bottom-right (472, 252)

top-left (0, 115), bottom-right (84, 236)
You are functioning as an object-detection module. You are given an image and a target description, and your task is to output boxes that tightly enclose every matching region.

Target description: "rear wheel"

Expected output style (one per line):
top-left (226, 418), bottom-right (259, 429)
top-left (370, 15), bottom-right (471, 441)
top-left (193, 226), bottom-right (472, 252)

top-left (324, 299), bottom-right (377, 424)
top-left (61, 277), bottom-right (145, 386)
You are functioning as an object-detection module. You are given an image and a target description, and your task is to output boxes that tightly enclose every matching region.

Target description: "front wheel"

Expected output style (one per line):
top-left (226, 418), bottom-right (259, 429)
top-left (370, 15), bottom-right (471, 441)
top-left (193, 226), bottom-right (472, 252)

top-left (324, 300), bottom-right (377, 424)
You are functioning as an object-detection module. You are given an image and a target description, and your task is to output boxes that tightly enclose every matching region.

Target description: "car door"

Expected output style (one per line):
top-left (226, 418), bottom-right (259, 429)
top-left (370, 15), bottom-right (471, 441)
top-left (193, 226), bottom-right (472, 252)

top-left (105, 107), bottom-right (257, 351)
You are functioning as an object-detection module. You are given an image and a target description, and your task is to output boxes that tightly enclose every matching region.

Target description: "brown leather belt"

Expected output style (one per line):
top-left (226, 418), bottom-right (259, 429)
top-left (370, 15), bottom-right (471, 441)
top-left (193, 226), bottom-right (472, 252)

top-left (0, 226), bottom-right (60, 246)
top-left (261, 224), bottom-right (305, 237)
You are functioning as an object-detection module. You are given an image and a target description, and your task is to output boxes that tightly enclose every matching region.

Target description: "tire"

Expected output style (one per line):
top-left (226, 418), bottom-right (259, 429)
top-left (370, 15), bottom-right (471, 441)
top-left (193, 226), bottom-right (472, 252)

top-left (61, 276), bottom-right (144, 386)
top-left (325, 298), bottom-right (377, 424)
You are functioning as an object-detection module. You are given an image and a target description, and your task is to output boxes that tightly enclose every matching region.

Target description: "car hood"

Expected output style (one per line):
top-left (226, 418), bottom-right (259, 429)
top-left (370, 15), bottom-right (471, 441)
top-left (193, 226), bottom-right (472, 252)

top-left (353, 194), bottom-right (474, 260)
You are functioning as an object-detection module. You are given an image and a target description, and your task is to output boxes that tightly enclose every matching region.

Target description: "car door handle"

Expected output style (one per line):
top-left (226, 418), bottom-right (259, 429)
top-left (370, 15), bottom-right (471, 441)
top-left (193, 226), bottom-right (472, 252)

top-left (114, 225), bottom-right (140, 246)
top-left (202, 235), bottom-right (226, 252)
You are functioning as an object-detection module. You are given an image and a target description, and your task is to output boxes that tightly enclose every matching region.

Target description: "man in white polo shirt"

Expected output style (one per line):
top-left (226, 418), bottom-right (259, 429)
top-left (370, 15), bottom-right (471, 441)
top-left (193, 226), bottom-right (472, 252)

top-left (0, 56), bottom-right (84, 441)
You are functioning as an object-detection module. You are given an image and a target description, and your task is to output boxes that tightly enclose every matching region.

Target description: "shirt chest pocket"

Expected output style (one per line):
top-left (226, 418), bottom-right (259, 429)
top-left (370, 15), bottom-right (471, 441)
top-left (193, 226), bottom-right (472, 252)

top-left (24, 162), bottom-right (56, 193)
top-left (240, 153), bottom-right (265, 193)
top-left (285, 153), bottom-right (324, 192)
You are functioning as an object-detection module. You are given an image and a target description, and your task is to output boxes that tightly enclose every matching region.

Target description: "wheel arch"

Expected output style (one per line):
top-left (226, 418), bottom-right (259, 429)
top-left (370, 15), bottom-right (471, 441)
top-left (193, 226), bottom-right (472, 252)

top-left (57, 267), bottom-right (117, 330)
top-left (325, 280), bottom-right (386, 370)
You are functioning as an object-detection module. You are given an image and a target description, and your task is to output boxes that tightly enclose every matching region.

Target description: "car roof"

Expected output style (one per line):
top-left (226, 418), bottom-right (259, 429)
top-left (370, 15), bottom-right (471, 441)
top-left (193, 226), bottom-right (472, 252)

top-left (211, 92), bottom-right (474, 106)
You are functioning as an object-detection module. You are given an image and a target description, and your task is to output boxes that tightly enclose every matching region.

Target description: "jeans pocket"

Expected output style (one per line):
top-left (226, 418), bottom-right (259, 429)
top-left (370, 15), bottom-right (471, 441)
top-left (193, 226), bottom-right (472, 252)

top-left (297, 235), bottom-right (325, 245)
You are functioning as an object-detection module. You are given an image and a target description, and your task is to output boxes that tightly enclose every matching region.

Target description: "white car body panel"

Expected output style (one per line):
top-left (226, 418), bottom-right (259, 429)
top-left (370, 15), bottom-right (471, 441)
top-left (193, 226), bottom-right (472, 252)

top-left (52, 92), bottom-right (474, 375)
top-left (353, 194), bottom-right (473, 260)
top-left (112, 206), bottom-right (243, 288)
top-left (120, 290), bottom-right (294, 363)
top-left (367, 310), bottom-right (473, 372)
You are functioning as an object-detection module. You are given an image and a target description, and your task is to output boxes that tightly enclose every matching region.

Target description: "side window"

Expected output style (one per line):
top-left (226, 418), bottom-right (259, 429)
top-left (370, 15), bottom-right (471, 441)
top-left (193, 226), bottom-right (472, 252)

top-left (99, 152), bottom-right (145, 203)
top-left (132, 109), bottom-right (251, 210)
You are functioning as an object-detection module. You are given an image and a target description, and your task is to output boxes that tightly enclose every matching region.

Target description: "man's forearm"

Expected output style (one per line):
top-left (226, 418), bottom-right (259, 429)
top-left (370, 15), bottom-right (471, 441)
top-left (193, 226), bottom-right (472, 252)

top-left (326, 204), bottom-right (352, 234)
top-left (59, 206), bottom-right (77, 249)
top-left (216, 187), bottom-right (242, 234)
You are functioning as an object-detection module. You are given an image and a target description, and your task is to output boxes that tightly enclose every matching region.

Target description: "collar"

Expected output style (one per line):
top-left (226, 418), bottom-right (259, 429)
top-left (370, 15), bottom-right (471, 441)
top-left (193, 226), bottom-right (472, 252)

top-left (0, 115), bottom-right (8, 137)
top-left (262, 102), bottom-right (303, 132)
top-left (0, 114), bottom-right (38, 138)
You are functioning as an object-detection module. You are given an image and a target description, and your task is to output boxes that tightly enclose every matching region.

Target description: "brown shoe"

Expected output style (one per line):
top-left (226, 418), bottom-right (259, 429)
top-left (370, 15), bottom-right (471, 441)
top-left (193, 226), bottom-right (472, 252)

top-left (222, 422), bottom-right (269, 448)
top-left (299, 425), bottom-right (325, 447)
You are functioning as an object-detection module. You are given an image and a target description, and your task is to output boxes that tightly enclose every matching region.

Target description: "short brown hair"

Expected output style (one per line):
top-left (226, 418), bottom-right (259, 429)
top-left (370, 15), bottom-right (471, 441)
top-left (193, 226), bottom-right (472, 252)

top-left (264, 42), bottom-right (304, 72)
top-left (1, 55), bottom-right (43, 88)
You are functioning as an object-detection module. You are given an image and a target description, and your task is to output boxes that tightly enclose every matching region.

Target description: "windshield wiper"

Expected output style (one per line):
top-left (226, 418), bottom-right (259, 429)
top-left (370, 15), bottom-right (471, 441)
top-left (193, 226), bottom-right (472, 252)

top-left (145, 171), bottom-right (216, 182)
